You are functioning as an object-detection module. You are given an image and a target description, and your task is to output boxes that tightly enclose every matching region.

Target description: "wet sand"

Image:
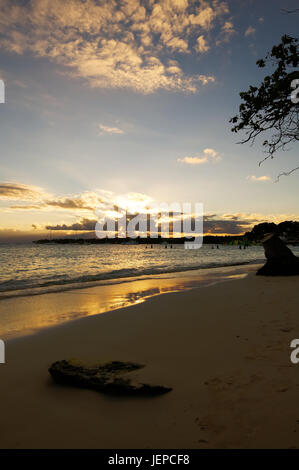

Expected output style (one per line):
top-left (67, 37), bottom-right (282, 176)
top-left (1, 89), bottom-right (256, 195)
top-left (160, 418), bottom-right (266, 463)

top-left (0, 264), bottom-right (253, 340)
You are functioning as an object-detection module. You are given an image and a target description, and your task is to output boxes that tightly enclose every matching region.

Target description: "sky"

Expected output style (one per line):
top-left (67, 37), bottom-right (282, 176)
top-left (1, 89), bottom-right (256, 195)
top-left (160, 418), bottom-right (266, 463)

top-left (0, 0), bottom-right (298, 241)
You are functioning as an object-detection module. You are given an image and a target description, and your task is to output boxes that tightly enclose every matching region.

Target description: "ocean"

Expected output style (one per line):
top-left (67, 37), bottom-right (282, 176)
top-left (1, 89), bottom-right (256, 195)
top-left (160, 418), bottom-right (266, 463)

top-left (1, 242), bottom-right (296, 339)
top-left (0, 242), bottom-right (270, 297)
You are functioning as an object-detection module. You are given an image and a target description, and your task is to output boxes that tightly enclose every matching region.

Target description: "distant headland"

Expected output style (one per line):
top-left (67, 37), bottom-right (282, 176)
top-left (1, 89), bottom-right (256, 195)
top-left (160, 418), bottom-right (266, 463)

top-left (33, 221), bottom-right (299, 245)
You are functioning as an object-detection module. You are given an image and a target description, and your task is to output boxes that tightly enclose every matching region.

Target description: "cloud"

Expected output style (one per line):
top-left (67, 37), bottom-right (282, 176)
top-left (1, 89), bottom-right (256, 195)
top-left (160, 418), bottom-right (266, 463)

top-left (0, 183), bottom-right (47, 200)
top-left (195, 35), bottom-right (210, 53)
top-left (1, 210), bottom-right (297, 241)
top-left (43, 213), bottom-right (275, 236)
top-left (44, 213), bottom-right (254, 236)
top-left (45, 195), bottom-right (100, 211)
top-left (202, 212), bottom-right (299, 235)
top-left (0, 183), bottom-right (103, 213)
top-left (177, 156), bottom-right (208, 165)
top-left (245, 26), bottom-right (256, 37)
top-left (222, 21), bottom-right (235, 34)
top-left (98, 123), bottom-right (125, 135)
top-left (188, 1), bottom-right (229, 29)
top-left (216, 19), bottom-right (235, 44)
top-left (177, 147), bottom-right (221, 165)
top-left (11, 194), bottom-right (102, 212)
top-left (6, 182), bottom-right (294, 239)
top-left (203, 214), bottom-right (253, 235)
top-left (1, 181), bottom-right (299, 240)
top-left (214, 18), bottom-right (235, 46)
top-left (2, 184), bottom-right (159, 220)
top-left (46, 218), bottom-right (97, 231)
top-left (0, 0), bottom-right (232, 94)
top-left (203, 147), bottom-right (221, 161)
top-left (247, 175), bottom-right (271, 182)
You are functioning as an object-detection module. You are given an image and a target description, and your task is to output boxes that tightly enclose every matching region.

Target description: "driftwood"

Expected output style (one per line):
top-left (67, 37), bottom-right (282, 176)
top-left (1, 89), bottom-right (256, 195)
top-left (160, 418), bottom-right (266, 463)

top-left (49, 360), bottom-right (172, 396)
top-left (257, 234), bottom-right (299, 276)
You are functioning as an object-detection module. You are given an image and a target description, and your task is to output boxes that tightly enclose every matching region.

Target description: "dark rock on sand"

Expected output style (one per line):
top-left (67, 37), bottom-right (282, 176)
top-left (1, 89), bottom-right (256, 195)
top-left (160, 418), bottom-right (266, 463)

top-left (49, 359), bottom-right (172, 396)
top-left (257, 234), bottom-right (299, 276)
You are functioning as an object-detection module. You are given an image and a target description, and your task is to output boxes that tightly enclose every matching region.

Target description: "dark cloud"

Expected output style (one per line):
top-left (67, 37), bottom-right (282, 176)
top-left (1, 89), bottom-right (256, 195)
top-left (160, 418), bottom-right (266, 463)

top-left (203, 217), bottom-right (253, 234)
top-left (0, 182), bottom-right (103, 212)
top-left (10, 195), bottom-right (101, 212)
top-left (45, 198), bottom-right (96, 211)
top-left (45, 214), bottom-right (256, 235)
top-left (0, 183), bottom-right (43, 200)
top-left (46, 218), bottom-right (98, 231)
top-left (10, 205), bottom-right (45, 210)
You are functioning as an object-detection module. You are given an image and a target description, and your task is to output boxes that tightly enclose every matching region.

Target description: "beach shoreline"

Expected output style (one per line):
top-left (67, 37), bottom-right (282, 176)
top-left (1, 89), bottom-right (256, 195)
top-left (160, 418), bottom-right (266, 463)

top-left (1, 267), bottom-right (299, 448)
top-left (0, 263), bottom-right (260, 341)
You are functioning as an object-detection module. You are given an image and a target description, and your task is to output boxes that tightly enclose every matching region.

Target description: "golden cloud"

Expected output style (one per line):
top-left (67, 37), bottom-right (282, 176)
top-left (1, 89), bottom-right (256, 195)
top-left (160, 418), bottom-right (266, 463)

top-left (177, 156), bottom-right (208, 165)
top-left (195, 35), bottom-right (210, 53)
top-left (1, 181), bottom-right (299, 239)
top-left (1, 184), bottom-right (103, 213)
top-left (245, 26), bottom-right (256, 37)
top-left (177, 147), bottom-right (221, 165)
top-left (98, 123), bottom-right (125, 135)
top-left (0, 0), bottom-right (232, 93)
top-left (247, 175), bottom-right (271, 182)
top-left (0, 183), bottom-right (48, 200)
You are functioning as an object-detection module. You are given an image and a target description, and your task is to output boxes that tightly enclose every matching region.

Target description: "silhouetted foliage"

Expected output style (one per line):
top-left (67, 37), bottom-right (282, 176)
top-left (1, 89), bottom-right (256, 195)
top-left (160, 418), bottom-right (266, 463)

top-left (245, 220), bottom-right (299, 241)
top-left (230, 35), bottom-right (299, 176)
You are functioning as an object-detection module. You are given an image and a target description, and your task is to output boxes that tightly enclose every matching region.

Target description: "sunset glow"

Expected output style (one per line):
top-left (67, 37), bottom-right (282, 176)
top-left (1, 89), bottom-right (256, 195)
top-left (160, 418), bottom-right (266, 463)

top-left (0, 0), bottom-right (298, 242)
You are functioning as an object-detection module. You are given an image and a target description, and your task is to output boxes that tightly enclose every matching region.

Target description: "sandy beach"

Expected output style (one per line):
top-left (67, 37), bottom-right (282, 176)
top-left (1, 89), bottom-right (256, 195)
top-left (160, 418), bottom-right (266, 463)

top-left (1, 266), bottom-right (299, 449)
top-left (0, 0), bottom-right (298, 452)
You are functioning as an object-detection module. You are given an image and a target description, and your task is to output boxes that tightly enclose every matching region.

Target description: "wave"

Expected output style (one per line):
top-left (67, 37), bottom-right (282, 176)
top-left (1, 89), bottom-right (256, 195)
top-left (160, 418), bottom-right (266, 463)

top-left (0, 259), bottom-right (263, 300)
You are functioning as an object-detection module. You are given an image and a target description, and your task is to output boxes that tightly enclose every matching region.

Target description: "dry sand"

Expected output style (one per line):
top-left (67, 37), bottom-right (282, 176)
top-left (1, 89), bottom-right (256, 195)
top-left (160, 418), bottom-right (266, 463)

top-left (1, 268), bottom-right (299, 448)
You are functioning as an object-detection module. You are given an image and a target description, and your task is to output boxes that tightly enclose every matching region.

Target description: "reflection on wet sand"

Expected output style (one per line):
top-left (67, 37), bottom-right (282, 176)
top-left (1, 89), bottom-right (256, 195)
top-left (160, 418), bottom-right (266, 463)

top-left (0, 266), bottom-right (252, 340)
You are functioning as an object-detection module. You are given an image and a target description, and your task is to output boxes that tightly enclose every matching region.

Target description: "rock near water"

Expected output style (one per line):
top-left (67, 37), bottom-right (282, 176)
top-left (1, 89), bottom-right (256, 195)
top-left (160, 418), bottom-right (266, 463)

top-left (49, 359), bottom-right (172, 396)
top-left (257, 234), bottom-right (299, 276)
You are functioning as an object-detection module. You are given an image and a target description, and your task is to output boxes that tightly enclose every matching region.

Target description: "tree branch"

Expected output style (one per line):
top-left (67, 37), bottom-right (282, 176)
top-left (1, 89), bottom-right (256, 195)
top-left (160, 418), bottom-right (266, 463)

top-left (276, 166), bottom-right (299, 182)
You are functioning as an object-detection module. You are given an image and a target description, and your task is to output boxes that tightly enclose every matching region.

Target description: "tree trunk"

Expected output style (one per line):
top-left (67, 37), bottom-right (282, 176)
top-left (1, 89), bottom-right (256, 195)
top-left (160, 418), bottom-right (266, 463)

top-left (257, 233), bottom-right (299, 276)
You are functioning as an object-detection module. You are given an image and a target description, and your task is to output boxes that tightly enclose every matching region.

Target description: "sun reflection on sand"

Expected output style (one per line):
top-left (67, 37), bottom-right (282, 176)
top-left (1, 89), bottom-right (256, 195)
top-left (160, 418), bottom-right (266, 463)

top-left (0, 277), bottom-right (185, 340)
top-left (0, 266), bottom-right (254, 340)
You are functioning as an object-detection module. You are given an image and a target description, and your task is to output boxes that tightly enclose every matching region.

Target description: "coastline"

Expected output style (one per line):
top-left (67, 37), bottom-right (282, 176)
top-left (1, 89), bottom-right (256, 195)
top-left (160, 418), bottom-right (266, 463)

top-left (0, 263), bottom-right (259, 341)
top-left (0, 243), bottom-right (267, 301)
top-left (0, 258), bottom-right (263, 301)
top-left (1, 267), bottom-right (299, 448)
